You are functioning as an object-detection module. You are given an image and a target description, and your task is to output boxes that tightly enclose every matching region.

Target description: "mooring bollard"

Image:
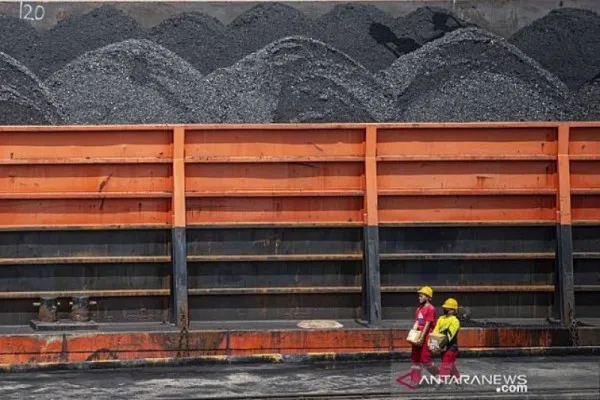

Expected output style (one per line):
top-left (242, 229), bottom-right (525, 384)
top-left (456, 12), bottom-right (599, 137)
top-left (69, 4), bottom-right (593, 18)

top-left (33, 297), bottom-right (59, 323)
top-left (69, 296), bottom-right (97, 322)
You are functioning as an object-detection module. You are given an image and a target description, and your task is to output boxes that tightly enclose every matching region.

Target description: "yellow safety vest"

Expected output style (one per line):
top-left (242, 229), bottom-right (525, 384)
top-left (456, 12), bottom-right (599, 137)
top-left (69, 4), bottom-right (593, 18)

top-left (433, 314), bottom-right (460, 351)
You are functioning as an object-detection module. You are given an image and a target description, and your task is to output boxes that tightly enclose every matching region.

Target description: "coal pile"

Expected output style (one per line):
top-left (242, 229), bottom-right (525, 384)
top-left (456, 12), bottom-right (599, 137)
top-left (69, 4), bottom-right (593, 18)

top-left (570, 74), bottom-right (600, 120)
top-left (0, 14), bottom-right (41, 69)
top-left (196, 36), bottom-right (397, 123)
top-left (0, 52), bottom-right (62, 125)
top-left (46, 39), bottom-right (205, 124)
top-left (149, 12), bottom-right (239, 75)
top-left (380, 28), bottom-right (569, 122)
top-left (402, 71), bottom-right (566, 122)
top-left (2, 3), bottom-right (600, 125)
top-left (227, 3), bottom-right (317, 63)
top-left (509, 8), bottom-right (600, 91)
top-left (33, 5), bottom-right (147, 79)
top-left (393, 6), bottom-right (473, 45)
top-left (315, 4), bottom-right (399, 72)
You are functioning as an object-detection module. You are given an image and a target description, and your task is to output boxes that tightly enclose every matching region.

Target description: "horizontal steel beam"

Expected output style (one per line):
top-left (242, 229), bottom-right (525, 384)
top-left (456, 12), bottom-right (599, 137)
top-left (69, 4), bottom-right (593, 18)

top-left (379, 189), bottom-right (556, 196)
top-left (185, 190), bottom-right (364, 198)
top-left (573, 252), bottom-right (600, 259)
top-left (0, 158), bottom-right (171, 165)
top-left (0, 256), bottom-right (171, 265)
top-left (574, 285), bottom-right (600, 292)
top-left (188, 287), bottom-right (362, 295)
top-left (0, 192), bottom-right (171, 199)
top-left (380, 252), bottom-right (556, 260)
top-left (187, 254), bottom-right (362, 262)
top-left (185, 156), bottom-right (364, 163)
top-left (187, 285), bottom-right (556, 296)
top-left (377, 155), bottom-right (557, 161)
top-left (0, 289), bottom-right (169, 299)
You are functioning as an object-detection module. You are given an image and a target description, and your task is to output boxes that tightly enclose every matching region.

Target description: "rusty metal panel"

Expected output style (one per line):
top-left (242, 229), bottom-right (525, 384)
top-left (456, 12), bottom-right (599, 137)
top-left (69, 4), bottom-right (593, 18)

top-left (186, 227), bottom-right (363, 322)
top-left (186, 162), bottom-right (364, 195)
top-left (381, 259), bottom-right (554, 287)
top-left (0, 230), bottom-right (170, 258)
top-left (574, 260), bottom-right (600, 286)
top-left (572, 196), bottom-right (600, 223)
top-left (187, 197), bottom-right (363, 225)
top-left (572, 226), bottom-right (600, 319)
top-left (379, 226), bottom-right (556, 254)
top-left (0, 198), bottom-right (171, 228)
top-left (188, 261), bottom-right (361, 289)
top-left (0, 229), bottom-right (171, 325)
top-left (0, 297), bottom-right (169, 325)
top-left (0, 129), bottom-right (172, 163)
top-left (0, 324), bottom-right (585, 366)
top-left (227, 329), bottom-right (391, 355)
top-left (575, 293), bottom-right (600, 318)
top-left (92, 297), bottom-right (169, 323)
top-left (382, 292), bottom-right (553, 319)
top-left (0, 263), bottom-right (169, 292)
top-left (573, 226), bottom-right (600, 251)
top-left (187, 227), bottom-right (362, 256)
top-left (571, 161), bottom-right (600, 192)
top-left (378, 160), bottom-right (557, 193)
top-left (0, 164), bottom-right (172, 195)
top-left (377, 126), bottom-right (557, 160)
top-left (185, 127), bottom-right (365, 161)
top-left (189, 294), bottom-right (361, 321)
top-left (0, 299), bottom-right (40, 325)
top-left (569, 126), bottom-right (600, 158)
top-left (378, 195), bottom-right (557, 224)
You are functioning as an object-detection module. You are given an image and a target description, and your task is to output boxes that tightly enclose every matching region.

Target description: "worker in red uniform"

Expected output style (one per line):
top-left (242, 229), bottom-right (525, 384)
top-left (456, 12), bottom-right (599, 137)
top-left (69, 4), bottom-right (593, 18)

top-left (432, 298), bottom-right (461, 380)
top-left (409, 286), bottom-right (438, 385)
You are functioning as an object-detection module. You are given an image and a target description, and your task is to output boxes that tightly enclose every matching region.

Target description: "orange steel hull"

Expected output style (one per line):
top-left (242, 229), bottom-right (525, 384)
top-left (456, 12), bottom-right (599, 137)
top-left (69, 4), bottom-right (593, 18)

top-left (0, 122), bottom-right (598, 360)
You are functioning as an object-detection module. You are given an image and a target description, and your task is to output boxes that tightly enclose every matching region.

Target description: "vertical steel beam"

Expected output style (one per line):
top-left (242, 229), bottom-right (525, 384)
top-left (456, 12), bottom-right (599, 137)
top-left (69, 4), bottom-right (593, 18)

top-left (171, 126), bottom-right (188, 329)
top-left (363, 125), bottom-right (381, 326)
top-left (556, 124), bottom-right (575, 327)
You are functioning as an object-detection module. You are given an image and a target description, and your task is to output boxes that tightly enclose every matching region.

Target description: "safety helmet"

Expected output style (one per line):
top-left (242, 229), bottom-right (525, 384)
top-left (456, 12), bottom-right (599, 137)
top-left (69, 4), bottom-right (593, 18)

top-left (442, 298), bottom-right (459, 310)
top-left (418, 286), bottom-right (433, 298)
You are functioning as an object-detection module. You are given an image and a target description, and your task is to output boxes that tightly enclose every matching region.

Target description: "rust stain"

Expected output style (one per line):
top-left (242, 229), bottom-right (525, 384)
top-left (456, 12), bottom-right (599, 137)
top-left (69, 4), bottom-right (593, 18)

top-left (98, 174), bottom-right (113, 192)
top-left (310, 142), bottom-right (324, 152)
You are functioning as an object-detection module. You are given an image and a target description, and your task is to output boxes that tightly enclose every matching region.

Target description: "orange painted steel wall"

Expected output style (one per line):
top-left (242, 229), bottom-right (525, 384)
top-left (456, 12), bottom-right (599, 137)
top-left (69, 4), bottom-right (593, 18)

top-left (1, 122), bottom-right (599, 229)
top-left (0, 127), bottom-right (173, 229)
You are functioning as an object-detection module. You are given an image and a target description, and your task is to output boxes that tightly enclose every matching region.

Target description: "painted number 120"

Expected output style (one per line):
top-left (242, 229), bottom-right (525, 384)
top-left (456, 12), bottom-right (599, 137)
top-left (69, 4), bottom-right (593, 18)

top-left (19, 1), bottom-right (45, 21)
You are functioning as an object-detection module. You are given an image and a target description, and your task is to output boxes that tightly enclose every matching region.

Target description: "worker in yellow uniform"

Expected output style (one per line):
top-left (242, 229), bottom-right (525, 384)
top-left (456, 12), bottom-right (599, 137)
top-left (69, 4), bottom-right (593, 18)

top-left (432, 298), bottom-right (461, 379)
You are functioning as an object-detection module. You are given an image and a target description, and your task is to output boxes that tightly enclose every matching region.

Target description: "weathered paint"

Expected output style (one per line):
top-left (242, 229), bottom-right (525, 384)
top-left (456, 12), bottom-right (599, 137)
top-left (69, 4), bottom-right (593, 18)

top-left (0, 122), bottom-right (599, 330)
top-left (0, 326), bottom-right (598, 367)
top-left (171, 227), bottom-right (188, 328)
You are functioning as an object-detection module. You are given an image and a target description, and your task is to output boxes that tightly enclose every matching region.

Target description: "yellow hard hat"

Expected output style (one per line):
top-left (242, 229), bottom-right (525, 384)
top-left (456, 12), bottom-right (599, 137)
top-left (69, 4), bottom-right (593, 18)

top-left (442, 298), bottom-right (459, 310)
top-left (418, 286), bottom-right (433, 298)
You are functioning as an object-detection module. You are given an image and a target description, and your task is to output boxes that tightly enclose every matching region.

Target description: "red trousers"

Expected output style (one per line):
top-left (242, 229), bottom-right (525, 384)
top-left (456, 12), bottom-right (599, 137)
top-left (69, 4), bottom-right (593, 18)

top-left (439, 350), bottom-right (460, 378)
top-left (410, 343), bottom-right (438, 383)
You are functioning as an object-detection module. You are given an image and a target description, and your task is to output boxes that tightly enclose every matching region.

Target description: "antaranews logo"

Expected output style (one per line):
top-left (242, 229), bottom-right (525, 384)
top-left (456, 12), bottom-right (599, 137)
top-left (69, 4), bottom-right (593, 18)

top-left (396, 372), bottom-right (528, 393)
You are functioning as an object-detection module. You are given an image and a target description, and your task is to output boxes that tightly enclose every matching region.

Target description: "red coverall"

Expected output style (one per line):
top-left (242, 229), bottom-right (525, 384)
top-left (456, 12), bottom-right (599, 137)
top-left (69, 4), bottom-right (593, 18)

top-left (410, 303), bottom-right (438, 384)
